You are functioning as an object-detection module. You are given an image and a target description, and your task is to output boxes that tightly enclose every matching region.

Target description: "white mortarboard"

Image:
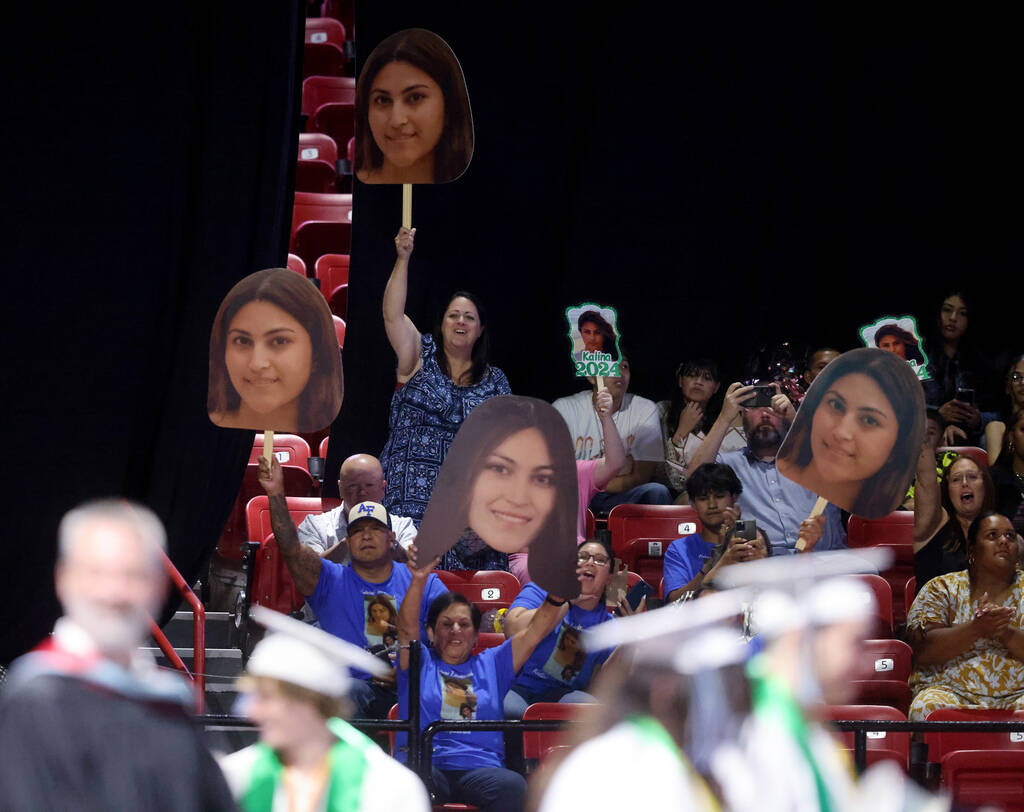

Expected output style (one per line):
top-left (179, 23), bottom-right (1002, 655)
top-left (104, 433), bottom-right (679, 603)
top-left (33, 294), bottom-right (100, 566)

top-left (713, 547), bottom-right (893, 591)
top-left (244, 606), bottom-right (390, 699)
top-left (584, 589), bottom-right (752, 674)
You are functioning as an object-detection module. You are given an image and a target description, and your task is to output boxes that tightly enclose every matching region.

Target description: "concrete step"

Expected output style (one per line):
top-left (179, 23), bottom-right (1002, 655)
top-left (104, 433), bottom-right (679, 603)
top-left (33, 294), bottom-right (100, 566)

top-left (160, 610), bottom-right (235, 649)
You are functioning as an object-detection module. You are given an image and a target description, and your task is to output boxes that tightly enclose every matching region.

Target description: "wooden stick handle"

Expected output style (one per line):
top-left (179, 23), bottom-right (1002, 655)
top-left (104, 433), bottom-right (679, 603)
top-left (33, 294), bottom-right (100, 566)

top-left (402, 184), bottom-right (412, 228)
top-left (596, 375), bottom-right (605, 392)
top-left (263, 430), bottom-right (274, 464)
top-left (795, 496), bottom-right (829, 551)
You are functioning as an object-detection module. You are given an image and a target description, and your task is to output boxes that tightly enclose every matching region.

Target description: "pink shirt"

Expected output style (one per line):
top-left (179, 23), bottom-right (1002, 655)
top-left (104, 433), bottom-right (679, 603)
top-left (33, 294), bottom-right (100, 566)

top-left (508, 460), bottom-right (602, 585)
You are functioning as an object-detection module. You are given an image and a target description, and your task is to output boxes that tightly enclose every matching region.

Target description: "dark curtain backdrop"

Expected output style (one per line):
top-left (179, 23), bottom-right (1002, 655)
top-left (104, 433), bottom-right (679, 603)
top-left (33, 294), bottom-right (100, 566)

top-left (1, 5), bottom-right (305, 662)
top-left (327, 6), bottom-right (1019, 490)
top-left (2, 5), bottom-right (1017, 661)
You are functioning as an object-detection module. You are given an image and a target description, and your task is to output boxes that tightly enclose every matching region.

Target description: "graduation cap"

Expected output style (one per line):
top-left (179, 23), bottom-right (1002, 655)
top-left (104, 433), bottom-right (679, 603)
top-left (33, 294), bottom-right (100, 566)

top-left (584, 589), bottom-right (753, 674)
top-left (244, 606), bottom-right (390, 699)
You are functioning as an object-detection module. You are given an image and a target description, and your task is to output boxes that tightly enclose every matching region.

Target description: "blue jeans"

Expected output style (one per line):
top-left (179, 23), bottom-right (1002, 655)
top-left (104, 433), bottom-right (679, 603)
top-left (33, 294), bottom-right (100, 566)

top-left (431, 767), bottom-right (526, 812)
top-left (503, 687), bottom-right (597, 719)
top-left (589, 482), bottom-right (672, 515)
top-left (347, 678), bottom-right (396, 720)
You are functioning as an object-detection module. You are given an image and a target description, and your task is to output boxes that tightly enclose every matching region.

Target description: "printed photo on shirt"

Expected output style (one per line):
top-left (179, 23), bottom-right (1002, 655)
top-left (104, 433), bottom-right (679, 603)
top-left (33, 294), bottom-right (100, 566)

top-left (440, 674), bottom-right (477, 721)
top-left (364, 592), bottom-right (399, 647)
top-left (542, 623), bottom-right (586, 684)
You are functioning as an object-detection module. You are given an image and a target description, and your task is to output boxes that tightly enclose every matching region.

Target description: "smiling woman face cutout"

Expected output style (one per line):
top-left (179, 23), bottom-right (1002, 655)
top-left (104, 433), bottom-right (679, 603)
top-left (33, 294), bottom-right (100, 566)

top-left (416, 396), bottom-right (581, 598)
top-left (777, 348), bottom-right (924, 518)
top-left (208, 268), bottom-right (343, 433)
top-left (355, 28), bottom-right (474, 185)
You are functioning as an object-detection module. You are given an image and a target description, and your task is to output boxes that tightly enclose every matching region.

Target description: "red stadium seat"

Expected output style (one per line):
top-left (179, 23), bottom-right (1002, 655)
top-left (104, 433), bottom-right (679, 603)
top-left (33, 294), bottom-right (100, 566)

top-left (302, 18), bottom-right (348, 78)
top-left (940, 750), bottom-right (1024, 811)
top-left (296, 133), bottom-right (339, 193)
top-left (245, 495), bottom-right (325, 545)
top-left (904, 575), bottom-right (916, 616)
top-left (315, 252), bottom-right (350, 317)
top-left (320, 0), bottom-right (354, 35)
top-left (250, 433), bottom-right (312, 471)
top-left (937, 446), bottom-right (988, 469)
top-left (823, 704), bottom-right (910, 771)
top-left (471, 632), bottom-right (506, 655)
top-left (853, 574), bottom-right (894, 638)
top-left (332, 315), bottom-right (345, 348)
top-left (585, 508), bottom-right (595, 540)
top-left (847, 511), bottom-right (914, 625)
top-left (859, 639), bottom-right (912, 681)
top-left (606, 504), bottom-right (701, 561)
top-left (319, 436), bottom-right (329, 458)
top-left (924, 709), bottom-right (1024, 763)
top-left (849, 681), bottom-right (912, 716)
top-left (291, 191), bottom-right (352, 270)
top-left (618, 537), bottom-right (667, 592)
top-left (286, 253), bottom-right (306, 276)
top-left (434, 570), bottom-right (522, 616)
top-left (302, 76), bottom-right (355, 148)
top-left (522, 702), bottom-right (594, 766)
top-left (250, 532), bottom-right (306, 615)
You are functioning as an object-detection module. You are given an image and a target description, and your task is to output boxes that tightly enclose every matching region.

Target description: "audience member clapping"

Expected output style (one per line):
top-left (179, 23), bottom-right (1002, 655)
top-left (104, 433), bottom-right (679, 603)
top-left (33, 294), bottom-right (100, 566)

top-left (906, 511), bottom-right (1024, 720)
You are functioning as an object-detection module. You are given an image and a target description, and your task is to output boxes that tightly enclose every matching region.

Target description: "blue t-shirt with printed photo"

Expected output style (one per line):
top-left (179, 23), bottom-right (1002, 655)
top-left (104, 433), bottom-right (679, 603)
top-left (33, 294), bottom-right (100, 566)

top-left (507, 583), bottom-right (613, 699)
top-left (397, 639), bottom-right (515, 770)
top-left (307, 562), bottom-right (447, 680)
top-left (662, 534), bottom-right (715, 596)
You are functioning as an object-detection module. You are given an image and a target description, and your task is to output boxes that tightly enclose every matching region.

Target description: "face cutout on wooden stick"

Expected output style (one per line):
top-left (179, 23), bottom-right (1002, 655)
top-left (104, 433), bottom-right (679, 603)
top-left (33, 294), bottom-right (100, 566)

top-left (417, 396), bottom-right (581, 598)
top-left (777, 348), bottom-right (925, 519)
top-left (858, 315), bottom-right (931, 382)
top-left (208, 268), bottom-right (343, 433)
top-left (354, 29), bottom-right (474, 185)
top-left (566, 303), bottom-right (622, 378)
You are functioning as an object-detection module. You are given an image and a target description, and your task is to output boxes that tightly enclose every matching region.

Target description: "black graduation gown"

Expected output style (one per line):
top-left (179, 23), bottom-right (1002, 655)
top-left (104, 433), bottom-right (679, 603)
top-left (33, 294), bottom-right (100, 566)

top-left (0, 673), bottom-right (237, 812)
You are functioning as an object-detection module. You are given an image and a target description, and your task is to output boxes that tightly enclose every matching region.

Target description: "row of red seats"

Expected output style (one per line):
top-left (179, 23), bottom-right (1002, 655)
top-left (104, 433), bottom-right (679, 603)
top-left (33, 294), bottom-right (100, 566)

top-left (287, 250), bottom-right (348, 318)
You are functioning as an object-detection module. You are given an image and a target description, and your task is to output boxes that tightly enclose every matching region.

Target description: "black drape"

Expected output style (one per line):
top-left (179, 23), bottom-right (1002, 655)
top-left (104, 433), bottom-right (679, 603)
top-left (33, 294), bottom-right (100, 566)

top-left (1, 5), bottom-right (304, 661)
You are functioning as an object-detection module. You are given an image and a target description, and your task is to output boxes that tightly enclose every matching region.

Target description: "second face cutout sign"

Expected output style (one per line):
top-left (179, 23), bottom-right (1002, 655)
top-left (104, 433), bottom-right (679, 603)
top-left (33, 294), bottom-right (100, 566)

top-left (777, 347), bottom-right (925, 519)
top-left (416, 396), bottom-right (582, 599)
top-left (566, 303), bottom-right (622, 379)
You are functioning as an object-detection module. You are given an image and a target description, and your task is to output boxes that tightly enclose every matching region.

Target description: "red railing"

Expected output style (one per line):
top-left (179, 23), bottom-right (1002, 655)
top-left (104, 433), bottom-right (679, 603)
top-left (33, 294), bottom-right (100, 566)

top-left (148, 549), bottom-right (206, 713)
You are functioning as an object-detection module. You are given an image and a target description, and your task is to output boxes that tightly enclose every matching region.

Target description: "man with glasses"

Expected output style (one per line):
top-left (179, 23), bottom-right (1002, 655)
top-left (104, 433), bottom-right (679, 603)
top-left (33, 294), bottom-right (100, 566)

top-left (689, 381), bottom-right (847, 555)
top-left (501, 538), bottom-right (619, 719)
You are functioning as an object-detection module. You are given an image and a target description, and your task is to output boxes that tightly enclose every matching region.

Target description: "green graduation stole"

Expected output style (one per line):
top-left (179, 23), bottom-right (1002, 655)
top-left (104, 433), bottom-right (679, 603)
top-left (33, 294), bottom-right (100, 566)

top-left (748, 658), bottom-right (833, 812)
top-left (628, 715), bottom-right (721, 811)
top-left (242, 718), bottom-right (376, 812)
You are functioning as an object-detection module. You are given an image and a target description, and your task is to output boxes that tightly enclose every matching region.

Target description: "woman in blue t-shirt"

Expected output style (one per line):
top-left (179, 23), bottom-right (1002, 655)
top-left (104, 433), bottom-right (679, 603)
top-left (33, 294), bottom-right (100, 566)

top-left (502, 538), bottom-right (616, 718)
top-left (397, 551), bottom-right (567, 812)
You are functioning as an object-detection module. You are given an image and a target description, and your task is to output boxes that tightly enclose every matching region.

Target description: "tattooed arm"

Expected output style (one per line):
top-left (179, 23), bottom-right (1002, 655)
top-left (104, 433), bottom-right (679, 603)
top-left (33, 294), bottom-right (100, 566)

top-left (258, 456), bottom-right (323, 596)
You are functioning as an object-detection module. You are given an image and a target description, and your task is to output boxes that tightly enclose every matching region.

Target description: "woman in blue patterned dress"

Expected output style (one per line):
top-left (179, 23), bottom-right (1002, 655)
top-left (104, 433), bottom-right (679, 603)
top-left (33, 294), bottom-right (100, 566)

top-left (381, 226), bottom-right (511, 530)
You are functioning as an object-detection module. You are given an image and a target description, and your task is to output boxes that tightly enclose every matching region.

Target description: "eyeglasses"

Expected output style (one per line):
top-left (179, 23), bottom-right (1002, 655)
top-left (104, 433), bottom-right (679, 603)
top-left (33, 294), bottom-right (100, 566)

top-left (949, 471), bottom-right (982, 485)
top-left (577, 551), bottom-right (611, 565)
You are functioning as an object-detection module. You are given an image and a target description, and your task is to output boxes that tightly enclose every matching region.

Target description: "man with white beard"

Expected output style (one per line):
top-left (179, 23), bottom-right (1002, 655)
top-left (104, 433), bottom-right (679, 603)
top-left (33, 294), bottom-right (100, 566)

top-left (0, 499), bottom-right (236, 812)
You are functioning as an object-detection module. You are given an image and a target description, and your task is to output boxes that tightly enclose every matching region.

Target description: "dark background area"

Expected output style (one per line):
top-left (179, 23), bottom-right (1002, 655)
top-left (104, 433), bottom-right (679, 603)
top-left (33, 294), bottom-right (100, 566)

top-left (2, 5), bottom-right (1017, 661)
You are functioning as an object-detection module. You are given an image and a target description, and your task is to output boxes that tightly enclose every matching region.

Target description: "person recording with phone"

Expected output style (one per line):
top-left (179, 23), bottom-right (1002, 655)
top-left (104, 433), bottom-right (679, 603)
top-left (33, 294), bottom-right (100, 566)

top-left (663, 464), bottom-right (769, 602)
top-left (688, 381), bottom-right (847, 554)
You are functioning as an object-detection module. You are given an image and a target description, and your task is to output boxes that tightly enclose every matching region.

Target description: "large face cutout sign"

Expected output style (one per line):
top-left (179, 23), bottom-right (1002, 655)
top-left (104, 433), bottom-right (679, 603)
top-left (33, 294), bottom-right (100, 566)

top-left (777, 348), bottom-right (925, 519)
top-left (859, 315), bottom-right (931, 382)
top-left (208, 268), bottom-right (343, 433)
top-left (417, 396), bottom-right (581, 599)
top-left (566, 304), bottom-right (622, 378)
top-left (354, 28), bottom-right (474, 186)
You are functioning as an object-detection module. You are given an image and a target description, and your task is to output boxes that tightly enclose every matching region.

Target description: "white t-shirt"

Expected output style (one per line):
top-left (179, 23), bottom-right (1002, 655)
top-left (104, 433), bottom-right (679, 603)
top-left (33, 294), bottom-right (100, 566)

top-left (298, 505), bottom-right (418, 555)
top-left (552, 391), bottom-right (664, 463)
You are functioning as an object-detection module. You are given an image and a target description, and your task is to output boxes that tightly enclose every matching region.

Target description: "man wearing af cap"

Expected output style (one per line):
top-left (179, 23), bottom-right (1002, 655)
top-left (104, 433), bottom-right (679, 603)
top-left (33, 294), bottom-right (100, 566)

top-left (259, 456), bottom-right (448, 719)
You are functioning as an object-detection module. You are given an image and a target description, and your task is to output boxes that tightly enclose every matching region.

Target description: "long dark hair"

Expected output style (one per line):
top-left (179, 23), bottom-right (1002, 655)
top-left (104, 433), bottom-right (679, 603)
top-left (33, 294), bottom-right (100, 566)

top-left (354, 28), bottom-right (473, 183)
top-left (995, 408), bottom-right (1024, 472)
top-left (417, 396), bottom-right (580, 596)
top-left (432, 290), bottom-right (491, 385)
top-left (940, 454), bottom-right (995, 555)
top-left (577, 310), bottom-right (619, 361)
top-left (665, 359), bottom-right (723, 438)
top-left (1001, 354), bottom-right (1024, 419)
top-left (778, 348), bottom-right (925, 518)
top-left (207, 268), bottom-right (342, 431)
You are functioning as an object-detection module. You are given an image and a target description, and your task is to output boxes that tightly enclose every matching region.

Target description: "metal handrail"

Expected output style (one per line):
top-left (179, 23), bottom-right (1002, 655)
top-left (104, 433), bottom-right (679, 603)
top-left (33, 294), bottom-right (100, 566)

top-left (148, 549), bottom-right (206, 713)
